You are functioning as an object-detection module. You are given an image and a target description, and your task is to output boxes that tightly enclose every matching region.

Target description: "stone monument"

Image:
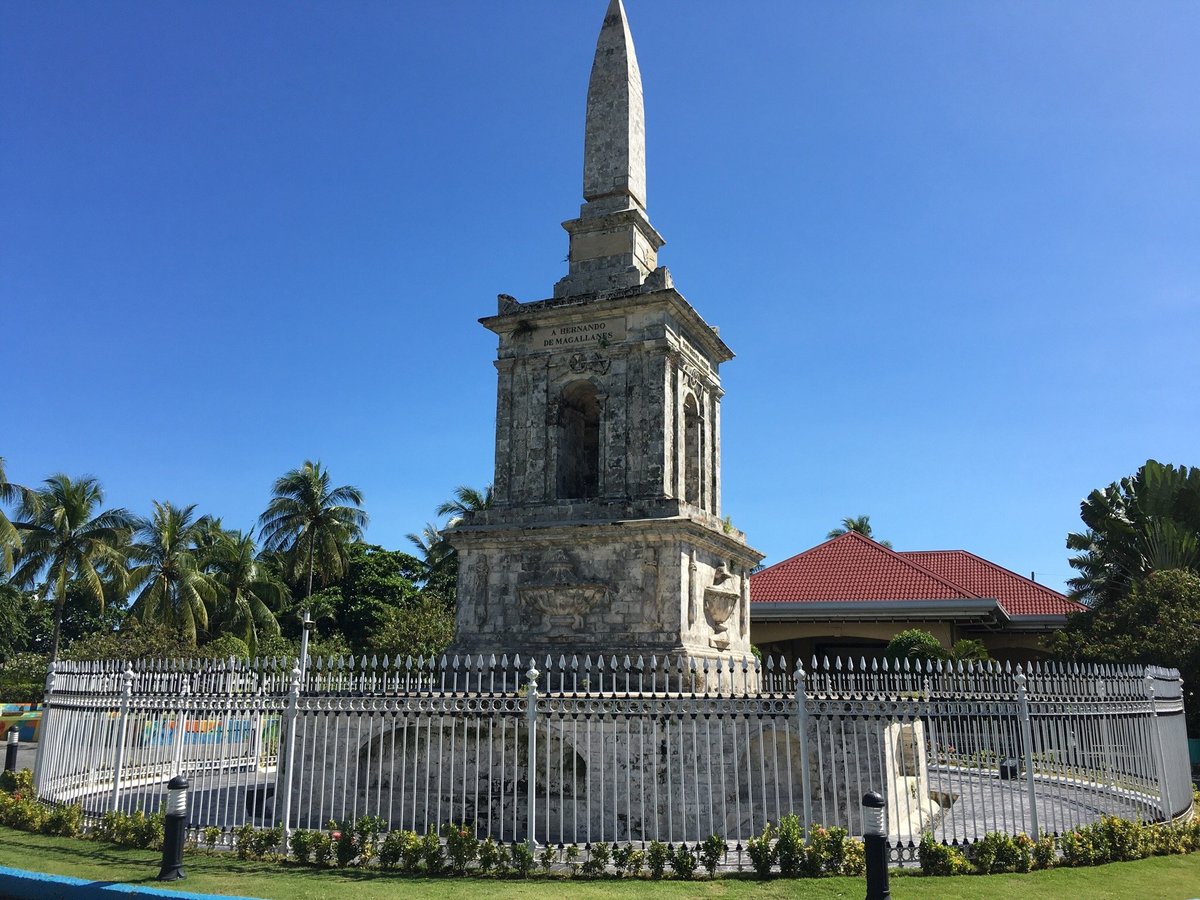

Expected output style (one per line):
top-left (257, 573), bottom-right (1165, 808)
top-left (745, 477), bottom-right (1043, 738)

top-left (447, 0), bottom-right (762, 666)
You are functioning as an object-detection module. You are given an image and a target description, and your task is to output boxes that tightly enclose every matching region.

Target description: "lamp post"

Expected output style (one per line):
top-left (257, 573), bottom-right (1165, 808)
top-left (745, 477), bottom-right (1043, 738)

top-left (4, 726), bottom-right (18, 773)
top-left (158, 775), bottom-right (188, 881)
top-left (862, 791), bottom-right (891, 900)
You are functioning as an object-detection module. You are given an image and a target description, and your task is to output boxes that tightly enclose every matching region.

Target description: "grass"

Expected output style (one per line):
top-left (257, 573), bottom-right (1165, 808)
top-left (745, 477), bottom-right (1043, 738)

top-left (1, 827), bottom-right (1199, 899)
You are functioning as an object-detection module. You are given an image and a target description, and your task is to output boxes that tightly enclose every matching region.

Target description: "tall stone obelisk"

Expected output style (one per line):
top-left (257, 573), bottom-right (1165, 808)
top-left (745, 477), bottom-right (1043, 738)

top-left (447, 0), bottom-right (762, 664)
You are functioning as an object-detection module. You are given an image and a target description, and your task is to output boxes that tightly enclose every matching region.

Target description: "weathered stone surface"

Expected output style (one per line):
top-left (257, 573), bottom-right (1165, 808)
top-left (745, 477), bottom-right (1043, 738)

top-left (584, 0), bottom-right (645, 212)
top-left (446, 0), bottom-right (762, 669)
top-left (556, 0), bottom-right (662, 300)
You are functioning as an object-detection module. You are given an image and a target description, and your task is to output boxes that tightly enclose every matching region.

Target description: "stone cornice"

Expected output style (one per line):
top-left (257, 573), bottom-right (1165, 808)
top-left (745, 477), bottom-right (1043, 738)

top-left (481, 287), bottom-right (734, 365)
top-left (447, 515), bottom-right (764, 565)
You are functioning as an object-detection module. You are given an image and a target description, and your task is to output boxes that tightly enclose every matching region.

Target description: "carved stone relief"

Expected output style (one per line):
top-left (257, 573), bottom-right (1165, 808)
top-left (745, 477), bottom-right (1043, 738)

top-left (473, 556), bottom-right (490, 627)
top-left (518, 549), bottom-right (609, 631)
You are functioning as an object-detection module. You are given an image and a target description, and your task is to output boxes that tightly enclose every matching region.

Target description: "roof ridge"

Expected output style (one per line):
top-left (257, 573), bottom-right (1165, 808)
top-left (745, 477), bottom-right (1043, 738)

top-left (927, 547), bottom-right (1071, 599)
top-left (835, 531), bottom-right (982, 598)
top-left (753, 531), bottom-right (980, 598)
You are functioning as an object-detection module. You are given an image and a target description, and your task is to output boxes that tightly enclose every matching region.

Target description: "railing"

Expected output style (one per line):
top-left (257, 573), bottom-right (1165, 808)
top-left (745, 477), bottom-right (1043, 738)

top-left (35, 654), bottom-right (1192, 861)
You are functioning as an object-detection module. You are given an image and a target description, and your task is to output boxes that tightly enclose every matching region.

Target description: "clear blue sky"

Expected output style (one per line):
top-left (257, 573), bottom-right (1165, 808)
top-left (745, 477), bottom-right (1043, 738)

top-left (3, 1), bottom-right (1198, 593)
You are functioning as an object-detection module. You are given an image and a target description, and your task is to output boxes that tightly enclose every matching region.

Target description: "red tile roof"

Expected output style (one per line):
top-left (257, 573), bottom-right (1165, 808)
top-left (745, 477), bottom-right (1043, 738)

top-left (750, 531), bottom-right (1082, 619)
top-left (898, 549), bottom-right (1082, 617)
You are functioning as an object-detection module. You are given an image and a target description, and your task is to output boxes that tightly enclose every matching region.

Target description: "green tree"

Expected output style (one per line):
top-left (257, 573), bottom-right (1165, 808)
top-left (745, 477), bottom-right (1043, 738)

top-left (1050, 569), bottom-right (1200, 732)
top-left (0, 584), bottom-right (30, 658)
top-left (258, 461), bottom-right (368, 604)
top-left (408, 484), bottom-right (494, 606)
top-left (366, 594), bottom-right (456, 660)
top-left (1067, 460), bottom-right (1200, 608)
top-left (885, 628), bottom-right (948, 665)
top-left (126, 501), bottom-right (216, 645)
top-left (9, 474), bottom-right (133, 660)
top-left (63, 619), bottom-right (194, 662)
top-left (827, 515), bottom-right (893, 549)
top-left (405, 521), bottom-right (453, 598)
top-left (296, 543), bottom-right (429, 656)
top-left (0, 457), bottom-right (38, 574)
top-left (202, 529), bottom-right (286, 654)
top-left (436, 484), bottom-right (494, 525)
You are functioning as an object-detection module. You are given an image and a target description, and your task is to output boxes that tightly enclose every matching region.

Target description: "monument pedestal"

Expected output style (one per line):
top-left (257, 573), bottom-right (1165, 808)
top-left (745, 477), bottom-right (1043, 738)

top-left (449, 509), bottom-right (759, 666)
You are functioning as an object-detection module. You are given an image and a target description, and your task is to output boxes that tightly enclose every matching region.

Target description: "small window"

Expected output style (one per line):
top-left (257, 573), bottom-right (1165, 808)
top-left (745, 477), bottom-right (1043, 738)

top-left (557, 381), bottom-right (600, 499)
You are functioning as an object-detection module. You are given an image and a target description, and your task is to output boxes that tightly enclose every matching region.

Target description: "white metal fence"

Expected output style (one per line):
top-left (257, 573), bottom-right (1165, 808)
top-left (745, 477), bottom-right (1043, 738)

top-left (35, 653), bottom-right (1192, 860)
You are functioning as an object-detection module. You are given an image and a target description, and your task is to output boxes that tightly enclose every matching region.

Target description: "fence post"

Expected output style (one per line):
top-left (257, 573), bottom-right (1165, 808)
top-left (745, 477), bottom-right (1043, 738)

top-left (525, 662), bottom-right (540, 848)
top-left (1144, 669), bottom-right (1173, 820)
top-left (278, 661), bottom-right (302, 845)
top-left (109, 664), bottom-right (135, 813)
top-left (32, 661), bottom-right (56, 795)
top-left (1014, 667), bottom-right (1039, 838)
top-left (1096, 676), bottom-right (1115, 787)
top-left (794, 659), bottom-right (812, 833)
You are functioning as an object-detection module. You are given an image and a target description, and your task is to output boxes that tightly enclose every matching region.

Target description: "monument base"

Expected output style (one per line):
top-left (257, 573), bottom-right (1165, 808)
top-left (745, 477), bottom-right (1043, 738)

top-left (446, 512), bottom-right (761, 673)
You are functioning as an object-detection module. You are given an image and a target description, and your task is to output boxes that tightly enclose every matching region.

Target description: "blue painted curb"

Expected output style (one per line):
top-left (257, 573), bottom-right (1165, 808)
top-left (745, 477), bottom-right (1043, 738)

top-left (0, 865), bottom-right (262, 900)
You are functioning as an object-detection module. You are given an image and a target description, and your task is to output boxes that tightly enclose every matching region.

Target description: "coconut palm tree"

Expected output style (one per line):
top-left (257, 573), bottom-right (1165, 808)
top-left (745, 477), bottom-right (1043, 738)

top-left (0, 457), bottom-right (38, 574)
top-left (9, 474), bottom-right (133, 659)
top-left (827, 515), bottom-right (892, 549)
top-left (258, 461), bottom-right (368, 603)
top-left (435, 484), bottom-right (494, 526)
top-left (203, 529), bottom-right (287, 654)
top-left (406, 521), bottom-right (451, 575)
top-left (126, 502), bottom-right (216, 645)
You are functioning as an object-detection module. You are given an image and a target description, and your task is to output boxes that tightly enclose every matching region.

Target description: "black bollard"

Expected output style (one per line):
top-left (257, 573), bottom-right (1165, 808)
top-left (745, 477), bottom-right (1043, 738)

top-left (4, 726), bottom-right (18, 773)
top-left (862, 791), bottom-right (891, 900)
top-left (157, 775), bottom-right (188, 882)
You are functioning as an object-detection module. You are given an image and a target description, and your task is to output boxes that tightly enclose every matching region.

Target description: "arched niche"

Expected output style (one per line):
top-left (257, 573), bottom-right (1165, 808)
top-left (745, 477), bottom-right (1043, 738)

top-left (683, 393), bottom-right (701, 506)
top-left (557, 380), bottom-right (601, 500)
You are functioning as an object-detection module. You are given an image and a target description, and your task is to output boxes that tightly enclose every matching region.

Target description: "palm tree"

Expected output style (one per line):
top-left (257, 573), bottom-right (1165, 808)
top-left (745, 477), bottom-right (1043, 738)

top-left (126, 501), bottom-right (216, 645)
top-left (0, 457), bottom-right (38, 574)
top-left (258, 461), bottom-right (368, 603)
top-left (406, 521), bottom-right (451, 575)
top-left (9, 474), bottom-right (133, 659)
top-left (435, 484), bottom-right (494, 526)
top-left (827, 515), bottom-right (893, 549)
top-left (203, 529), bottom-right (287, 654)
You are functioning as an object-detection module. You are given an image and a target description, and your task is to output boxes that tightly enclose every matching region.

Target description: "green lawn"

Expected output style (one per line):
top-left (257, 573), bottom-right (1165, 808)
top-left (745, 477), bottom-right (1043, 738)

top-left (1, 827), bottom-right (1199, 899)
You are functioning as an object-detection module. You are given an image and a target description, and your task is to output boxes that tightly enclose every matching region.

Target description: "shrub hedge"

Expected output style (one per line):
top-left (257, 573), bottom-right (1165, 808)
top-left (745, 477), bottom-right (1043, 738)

top-left (1, 770), bottom-right (1199, 882)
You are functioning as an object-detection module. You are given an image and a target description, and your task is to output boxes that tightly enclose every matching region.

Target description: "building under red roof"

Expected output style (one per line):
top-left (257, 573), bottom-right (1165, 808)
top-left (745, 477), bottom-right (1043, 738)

top-left (749, 531), bottom-right (1083, 663)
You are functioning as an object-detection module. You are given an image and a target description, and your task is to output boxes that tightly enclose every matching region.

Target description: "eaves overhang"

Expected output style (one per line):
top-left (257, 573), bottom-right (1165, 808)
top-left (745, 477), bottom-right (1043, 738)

top-left (750, 598), bottom-right (1005, 624)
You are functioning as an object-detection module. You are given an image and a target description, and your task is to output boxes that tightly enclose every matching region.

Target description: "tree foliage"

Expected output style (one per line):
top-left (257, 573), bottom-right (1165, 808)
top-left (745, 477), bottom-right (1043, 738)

top-left (9, 474), bottom-right (133, 659)
top-left (1067, 460), bottom-right (1200, 608)
top-left (884, 628), bottom-right (989, 666)
top-left (1050, 569), bottom-right (1200, 731)
top-left (0, 458), bottom-right (37, 575)
top-left (300, 543), bottom-right (450, 659)
top-left (827, 515), bottom-right (892, 550)
top-left (202, 528), bottom-right (286, 654)
top-left (126, 502), bottom-right (216, 646)
top-left (259, 461), bottom-right (368, 600)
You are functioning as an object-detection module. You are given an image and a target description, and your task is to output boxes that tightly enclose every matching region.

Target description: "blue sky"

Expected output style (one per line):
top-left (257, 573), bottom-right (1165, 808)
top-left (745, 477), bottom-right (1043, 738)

top-left (3, 1), bottom-right (1198, 592)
